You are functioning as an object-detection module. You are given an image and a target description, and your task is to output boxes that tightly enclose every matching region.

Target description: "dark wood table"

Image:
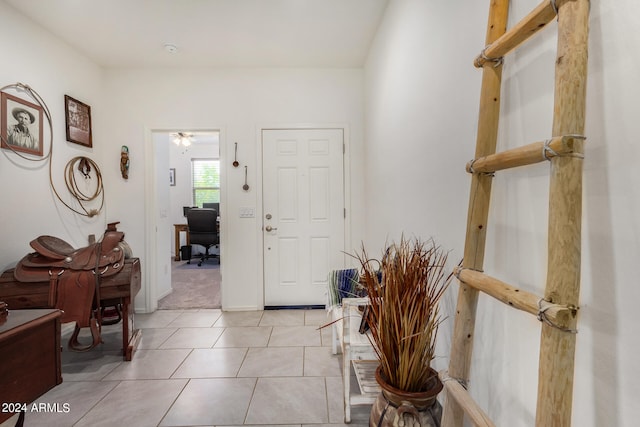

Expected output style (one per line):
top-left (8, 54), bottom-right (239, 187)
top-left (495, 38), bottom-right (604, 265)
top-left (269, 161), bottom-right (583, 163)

top-left (0, 308), bottom-right (62, 423)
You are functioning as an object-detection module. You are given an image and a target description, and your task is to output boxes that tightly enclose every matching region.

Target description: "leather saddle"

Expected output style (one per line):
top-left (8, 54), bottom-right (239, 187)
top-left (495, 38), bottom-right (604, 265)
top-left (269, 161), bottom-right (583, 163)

top-left (14, 230), bottom-right (126, 351)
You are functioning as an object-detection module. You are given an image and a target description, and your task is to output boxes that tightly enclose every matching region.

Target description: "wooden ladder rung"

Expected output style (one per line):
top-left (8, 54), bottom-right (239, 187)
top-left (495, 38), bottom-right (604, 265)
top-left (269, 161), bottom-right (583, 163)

top-left (465, 135), bottom-right (585, 174)
top-left (474, 0), bottom-right (557, 68)
top-left (439, 371), bottom-right (496, 427)
top-left (454, 267), bottom-right (577, 329)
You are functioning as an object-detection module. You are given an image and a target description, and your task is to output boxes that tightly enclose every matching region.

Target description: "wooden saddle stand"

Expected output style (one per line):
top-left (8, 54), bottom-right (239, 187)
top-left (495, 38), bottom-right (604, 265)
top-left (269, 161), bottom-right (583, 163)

top-left (14, 230), bottom-right (126, 352)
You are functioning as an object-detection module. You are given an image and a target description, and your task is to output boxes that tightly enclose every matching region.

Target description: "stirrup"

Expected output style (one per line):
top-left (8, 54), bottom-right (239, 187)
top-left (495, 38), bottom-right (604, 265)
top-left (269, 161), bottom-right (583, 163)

top-left (68, 318), bottom-right (102, 352)
top-left (101, 305), bottom-right (122, 325)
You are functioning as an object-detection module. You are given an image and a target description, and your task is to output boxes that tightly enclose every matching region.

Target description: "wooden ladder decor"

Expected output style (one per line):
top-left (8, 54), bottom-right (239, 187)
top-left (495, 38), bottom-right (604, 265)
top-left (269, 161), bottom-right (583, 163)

top-left (440, 1), bottom-right (589, 426)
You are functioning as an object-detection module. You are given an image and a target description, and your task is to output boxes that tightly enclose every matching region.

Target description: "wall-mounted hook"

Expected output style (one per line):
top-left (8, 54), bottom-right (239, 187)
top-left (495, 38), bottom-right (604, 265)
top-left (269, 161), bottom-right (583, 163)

top-left (233, 142), bottom-right (239, 167)
top-left (243, 165), bottom-right (250, 191)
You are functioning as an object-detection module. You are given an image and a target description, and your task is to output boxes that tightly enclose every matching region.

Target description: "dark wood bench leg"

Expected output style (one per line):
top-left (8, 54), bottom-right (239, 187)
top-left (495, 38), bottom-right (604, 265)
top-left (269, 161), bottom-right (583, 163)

top-left (120, 296), bottom-right (141, 361)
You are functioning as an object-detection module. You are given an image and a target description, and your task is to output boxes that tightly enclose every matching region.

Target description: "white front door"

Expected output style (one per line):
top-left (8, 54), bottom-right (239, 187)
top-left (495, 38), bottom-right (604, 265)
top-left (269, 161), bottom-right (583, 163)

top-left (262, 128), bottom-right (345, 306)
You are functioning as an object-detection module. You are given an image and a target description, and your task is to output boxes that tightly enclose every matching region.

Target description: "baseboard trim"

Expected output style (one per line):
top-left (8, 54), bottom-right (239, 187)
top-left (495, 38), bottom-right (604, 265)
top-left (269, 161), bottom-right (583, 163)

top-left (264, 305), bottom-right (325, 310)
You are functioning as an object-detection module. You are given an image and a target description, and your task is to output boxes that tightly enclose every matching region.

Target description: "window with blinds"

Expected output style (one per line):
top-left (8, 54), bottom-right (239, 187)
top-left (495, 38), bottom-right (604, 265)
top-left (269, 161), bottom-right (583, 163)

top-left (191, 159), bottom-right (220, 208)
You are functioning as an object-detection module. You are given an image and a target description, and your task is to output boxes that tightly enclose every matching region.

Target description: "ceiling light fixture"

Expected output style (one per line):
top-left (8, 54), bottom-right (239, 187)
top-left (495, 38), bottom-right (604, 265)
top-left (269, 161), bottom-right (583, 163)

top-left (171, 132), bottom-right (194, 147)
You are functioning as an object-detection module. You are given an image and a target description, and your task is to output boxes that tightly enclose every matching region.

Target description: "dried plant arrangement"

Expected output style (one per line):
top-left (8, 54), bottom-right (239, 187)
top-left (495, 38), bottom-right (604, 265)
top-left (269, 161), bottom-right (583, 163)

top-left (355, 236), bottom-right (455, 392)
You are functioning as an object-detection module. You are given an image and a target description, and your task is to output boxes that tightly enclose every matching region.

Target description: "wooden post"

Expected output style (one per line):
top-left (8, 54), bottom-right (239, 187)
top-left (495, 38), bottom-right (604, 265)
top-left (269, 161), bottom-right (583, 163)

top-left (536, 0), bottom-right (589, 426)
top-left (441, 1), bottom-right (510, 426)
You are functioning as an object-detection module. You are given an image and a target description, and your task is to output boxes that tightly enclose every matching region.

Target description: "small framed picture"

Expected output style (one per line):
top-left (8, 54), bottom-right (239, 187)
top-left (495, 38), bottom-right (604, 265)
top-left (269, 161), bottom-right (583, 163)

top-left (169, 168), bottom-right (176, 186)
top-left (64, 95), bottom-right (92, 148)
top-left (1, 92), bottom-right (44, 156)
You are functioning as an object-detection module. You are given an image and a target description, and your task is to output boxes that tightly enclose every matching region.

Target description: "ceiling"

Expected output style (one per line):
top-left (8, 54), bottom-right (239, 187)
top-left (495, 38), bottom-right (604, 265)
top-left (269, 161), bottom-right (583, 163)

top-left (5, 0), bottom-right (389, 68)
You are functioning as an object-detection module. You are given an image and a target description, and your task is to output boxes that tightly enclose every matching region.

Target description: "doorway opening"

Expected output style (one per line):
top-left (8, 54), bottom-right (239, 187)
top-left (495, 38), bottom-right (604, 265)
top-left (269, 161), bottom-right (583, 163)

top-left (154, 130), bottom-right (222, 310)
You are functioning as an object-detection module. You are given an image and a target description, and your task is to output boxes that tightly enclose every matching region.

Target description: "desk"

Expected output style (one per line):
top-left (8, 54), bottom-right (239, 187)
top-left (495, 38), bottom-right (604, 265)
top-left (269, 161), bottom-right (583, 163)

top-left (0, 309), bottom-right (62, 423)
top-left (174, 224), bottom-right (190, 261)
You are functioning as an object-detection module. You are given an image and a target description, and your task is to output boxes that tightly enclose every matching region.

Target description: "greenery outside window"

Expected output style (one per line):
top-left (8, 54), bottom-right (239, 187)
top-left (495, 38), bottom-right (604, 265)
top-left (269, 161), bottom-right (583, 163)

top-left (192, 158), bottom-right (220, 207)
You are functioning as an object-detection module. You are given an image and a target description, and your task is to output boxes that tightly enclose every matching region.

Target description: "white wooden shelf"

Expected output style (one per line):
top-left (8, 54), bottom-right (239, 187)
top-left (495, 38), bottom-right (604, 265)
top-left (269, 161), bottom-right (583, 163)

top-left (341, 298), bottom-right (380, 422)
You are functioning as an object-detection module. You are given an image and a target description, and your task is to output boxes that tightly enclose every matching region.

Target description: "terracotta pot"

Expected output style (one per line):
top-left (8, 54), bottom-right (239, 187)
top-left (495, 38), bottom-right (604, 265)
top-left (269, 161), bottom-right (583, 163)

top-left (370, 366), bottom-right (443, 427)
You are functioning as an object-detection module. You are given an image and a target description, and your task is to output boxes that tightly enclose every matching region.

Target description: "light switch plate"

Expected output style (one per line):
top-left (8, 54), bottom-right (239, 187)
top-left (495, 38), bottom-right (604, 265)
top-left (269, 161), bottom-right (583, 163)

top-left (239, 207), bottom-right (255, 218)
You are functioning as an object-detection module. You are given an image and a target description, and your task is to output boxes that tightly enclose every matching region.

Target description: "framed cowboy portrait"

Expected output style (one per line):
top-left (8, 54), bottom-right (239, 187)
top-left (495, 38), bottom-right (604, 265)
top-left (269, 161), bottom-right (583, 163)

top-left (64, 95), bottom-right (92, 148)
top-left (1, 92), bottom-right (44, 156)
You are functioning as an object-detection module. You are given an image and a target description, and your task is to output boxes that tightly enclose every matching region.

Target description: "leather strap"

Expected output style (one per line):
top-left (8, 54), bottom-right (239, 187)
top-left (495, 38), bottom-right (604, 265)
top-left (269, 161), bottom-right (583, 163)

top-left (48, 269), bottom-right (62, 306)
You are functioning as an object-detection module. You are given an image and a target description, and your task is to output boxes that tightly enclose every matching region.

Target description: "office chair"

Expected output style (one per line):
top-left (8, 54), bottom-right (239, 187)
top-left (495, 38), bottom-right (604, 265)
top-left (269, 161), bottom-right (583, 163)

top-left (186, 208), bottom-right (219, 266)
top-left (202, 202), bottom-right (219, 215)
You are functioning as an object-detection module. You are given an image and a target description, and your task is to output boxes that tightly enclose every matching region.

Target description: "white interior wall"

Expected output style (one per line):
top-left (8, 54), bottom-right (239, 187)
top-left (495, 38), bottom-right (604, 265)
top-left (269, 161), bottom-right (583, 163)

top-left (0, 2), bottom-right (109, 271)
top-left (363, 0), bottom-right (484, 387)
top-left (152, 132), bottom-right (171, 301)
top-left (101, 68), bottom-right (365, 311)
top-left (363, 0), bottom-right (640, 426)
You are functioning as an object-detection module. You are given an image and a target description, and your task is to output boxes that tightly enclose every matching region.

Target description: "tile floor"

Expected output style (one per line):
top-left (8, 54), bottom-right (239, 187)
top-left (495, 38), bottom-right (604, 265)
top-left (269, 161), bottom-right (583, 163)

top-left (1, 309), bottom-right (371, 427)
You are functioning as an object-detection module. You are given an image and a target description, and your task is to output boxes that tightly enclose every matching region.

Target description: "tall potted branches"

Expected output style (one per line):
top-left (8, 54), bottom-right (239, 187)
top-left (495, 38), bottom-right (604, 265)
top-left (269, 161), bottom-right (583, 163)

top-left (355, 236), bottom-right (454, 427)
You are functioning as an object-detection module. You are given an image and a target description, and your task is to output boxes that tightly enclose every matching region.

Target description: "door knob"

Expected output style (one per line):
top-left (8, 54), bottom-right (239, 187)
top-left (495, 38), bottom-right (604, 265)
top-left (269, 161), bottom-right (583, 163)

top-left (265, 225), bottom-right (277, 232)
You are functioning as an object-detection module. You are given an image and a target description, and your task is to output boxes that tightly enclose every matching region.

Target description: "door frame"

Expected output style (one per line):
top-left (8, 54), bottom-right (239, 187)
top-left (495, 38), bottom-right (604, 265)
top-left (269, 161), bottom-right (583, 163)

top-left (255, 123), bottom-right (352, 309)
top-left (143, 126), bottom-right (227, 313)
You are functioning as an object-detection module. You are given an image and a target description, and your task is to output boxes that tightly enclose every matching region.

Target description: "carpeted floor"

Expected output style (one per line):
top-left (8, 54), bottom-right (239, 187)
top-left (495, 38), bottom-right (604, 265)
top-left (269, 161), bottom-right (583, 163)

top-left (158, 258), bottom-right (221, 309)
